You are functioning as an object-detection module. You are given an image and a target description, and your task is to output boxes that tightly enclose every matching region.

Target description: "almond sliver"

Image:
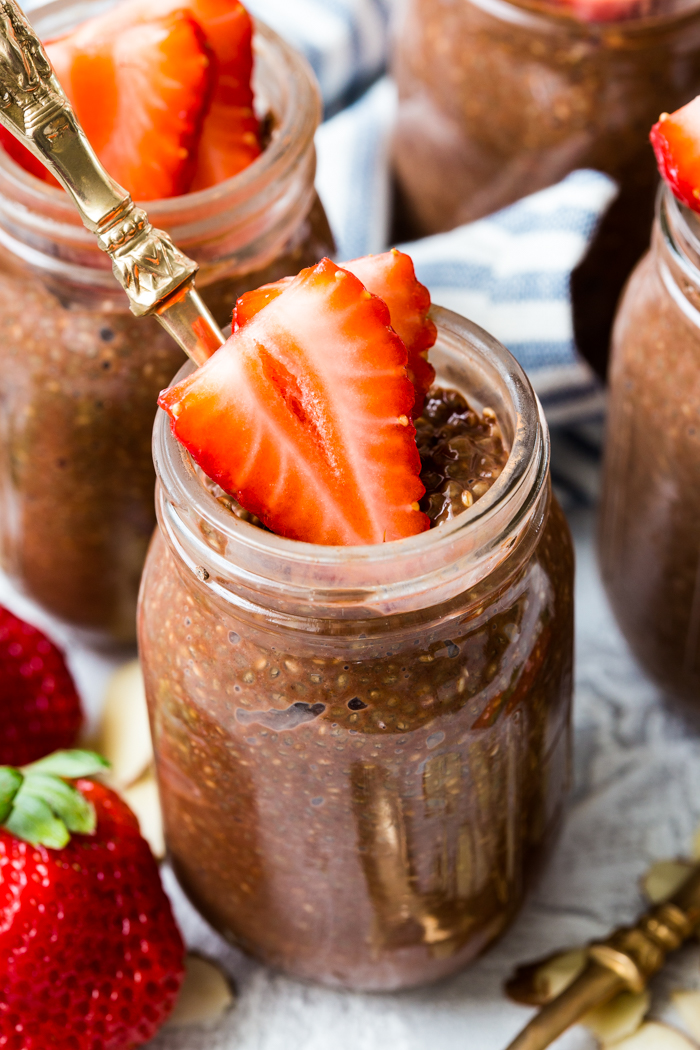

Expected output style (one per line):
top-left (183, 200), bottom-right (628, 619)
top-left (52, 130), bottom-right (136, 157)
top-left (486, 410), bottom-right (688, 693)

top-left (98, 660), bottom-right (153, 789)
top-left (505, 948), bottom-right (588, 1005)
top-left (535, 949), bottom-right (588, 1002)
top-left (611, 1021), bottom-right (697, 1048)
top-left (121, 768), bottom-right (164, 860)
top-left (671, 990), bottom-right (700, 1041)
top-left (691, 826), bottom-right (700, 861)
top-left (640, 859), bottom-right (694, 904)
top-left (581, 989), bottom-right (650, 1046)
top-left (166, 954), bottom-right (235, 1027)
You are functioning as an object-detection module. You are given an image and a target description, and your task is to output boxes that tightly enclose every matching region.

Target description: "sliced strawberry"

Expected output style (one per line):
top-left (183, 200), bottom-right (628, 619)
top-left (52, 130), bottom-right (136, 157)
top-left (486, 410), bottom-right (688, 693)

top-left (120, 0), bottom-right (262, 188)
top-left (46, 9), bottom-right (213, 200)
top-left (3, 1), bottom-right (259, 194)
top-left (233, 250), bottom-right (437, 416)
top-left (178, 0), bottom-right (261, 188)
top-left (189, 94), bottom-right (261, 189)
top-left (159, 258), bottom-right (429, 545)
top-left (343, 251), bottom-right (437, 416)
top-left (232, 276), bottom-right (293, 328)
top-left (651, 97), bottom-right (700, 213)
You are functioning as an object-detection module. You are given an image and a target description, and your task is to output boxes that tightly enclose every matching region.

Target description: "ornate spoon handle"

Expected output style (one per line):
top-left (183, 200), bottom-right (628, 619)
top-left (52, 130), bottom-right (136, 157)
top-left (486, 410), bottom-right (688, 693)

top-left (505, 862), bottom-right (700, 1050)
top-left (0, 0), bottom-right (224, 365)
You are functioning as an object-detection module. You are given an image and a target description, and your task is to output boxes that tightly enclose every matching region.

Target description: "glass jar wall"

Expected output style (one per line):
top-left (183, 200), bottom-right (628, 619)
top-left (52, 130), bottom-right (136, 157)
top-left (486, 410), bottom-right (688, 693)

top-left (0, 0), bottom-right (333, 644)
top-left (600, 186), bottom-right (700, 706)
top-left (138, 307), bottom-right (574, 991)
top-left (391, 0), bottom-right (700, 374)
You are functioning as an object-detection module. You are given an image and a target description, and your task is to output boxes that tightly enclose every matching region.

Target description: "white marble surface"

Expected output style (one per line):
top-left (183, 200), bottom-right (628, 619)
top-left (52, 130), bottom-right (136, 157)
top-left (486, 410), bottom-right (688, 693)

top-left (4, 505), bottom-right (700, 1050)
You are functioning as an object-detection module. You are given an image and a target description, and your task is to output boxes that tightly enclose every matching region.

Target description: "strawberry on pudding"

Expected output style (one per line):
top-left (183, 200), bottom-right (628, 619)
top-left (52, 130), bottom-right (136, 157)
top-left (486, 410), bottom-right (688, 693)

top-left (159, 250), bottom-right (508, 545)
top-left (1, 0), bottom-right (262, 199)
top-left (650, 97), bottom-right (700, 213)
top-left (161, 255), bottom-right (432, 545)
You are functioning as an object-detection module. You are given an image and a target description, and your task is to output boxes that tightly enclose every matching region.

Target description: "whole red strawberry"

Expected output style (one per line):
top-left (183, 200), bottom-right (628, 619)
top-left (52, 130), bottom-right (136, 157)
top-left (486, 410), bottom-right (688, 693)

top-left (0, 606), bottom-right (83, 766)
top-left (0, 751), bottom-right (185, 1049)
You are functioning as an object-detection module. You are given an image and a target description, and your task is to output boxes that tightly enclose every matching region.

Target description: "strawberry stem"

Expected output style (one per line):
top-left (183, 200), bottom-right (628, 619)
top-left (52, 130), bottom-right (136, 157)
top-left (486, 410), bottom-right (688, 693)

top-left (0, 749), bottom-right (109, 848)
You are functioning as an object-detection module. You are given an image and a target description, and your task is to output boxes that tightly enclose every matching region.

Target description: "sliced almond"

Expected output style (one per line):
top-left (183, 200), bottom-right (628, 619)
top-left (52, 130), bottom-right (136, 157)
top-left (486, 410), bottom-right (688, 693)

top-left (98, 660), bottom-right (153, 789)
top-left (121, 768), bottom-right (164, 860)
top-left (611, 1021), bottom-right (697, 1049)
top-left (582, 989), bottom-right (650, 1046)
top-left (671, 990), bottom-right (700, 1041)
top-left (691, 827), bottom-right (700, 862)
top-left (505, 948), bottom-right (587, 1006)
top-left (165, 954), bottom-right (235, 1028)
top-left (640, 859), bottom-right (694, 905)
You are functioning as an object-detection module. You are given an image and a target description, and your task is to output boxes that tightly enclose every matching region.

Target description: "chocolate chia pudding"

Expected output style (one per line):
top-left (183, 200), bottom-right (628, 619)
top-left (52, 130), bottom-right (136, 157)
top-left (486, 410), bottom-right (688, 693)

top-left (600, 186), bottom-right (700, 705)
top-left (139, 307), bottom-right (574, 990)
top-left (392, 0), bottom-right (700, 375)
top-left (0, 9), bottom-right (333, 643)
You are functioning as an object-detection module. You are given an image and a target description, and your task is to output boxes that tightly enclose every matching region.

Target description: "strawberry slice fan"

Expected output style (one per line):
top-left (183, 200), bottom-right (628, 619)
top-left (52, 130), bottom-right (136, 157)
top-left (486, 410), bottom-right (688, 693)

top-left (160, 255), bottom-right (435, 546)
top-left (0, 0), bottom-right (261, 199)
top-left (650, 95), bottom-right (700, 213)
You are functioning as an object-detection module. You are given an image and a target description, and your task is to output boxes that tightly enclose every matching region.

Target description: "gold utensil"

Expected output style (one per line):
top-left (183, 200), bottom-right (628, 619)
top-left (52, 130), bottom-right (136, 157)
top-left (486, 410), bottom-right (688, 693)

top-left (0, 0), bottom-right (225, 365)
top-left (505, 862), bottom-right (700, 1049)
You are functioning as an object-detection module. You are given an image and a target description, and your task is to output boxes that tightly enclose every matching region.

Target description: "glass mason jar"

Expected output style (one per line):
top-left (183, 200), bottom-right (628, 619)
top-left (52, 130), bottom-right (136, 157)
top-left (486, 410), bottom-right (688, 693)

top-left (0, 0), bottom-right (333, 644)
top-left (391, 0), bottom-right (700, 375)
top-left (600, 186), bottom-right (700, 706)
top-left (139, 307), bottom-right (574, 991)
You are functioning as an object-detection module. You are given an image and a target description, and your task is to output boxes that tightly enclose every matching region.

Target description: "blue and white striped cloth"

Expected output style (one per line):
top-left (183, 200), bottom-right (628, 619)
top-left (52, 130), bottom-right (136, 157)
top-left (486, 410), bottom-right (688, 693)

top-left (246, 0), bottom-right (392, 111)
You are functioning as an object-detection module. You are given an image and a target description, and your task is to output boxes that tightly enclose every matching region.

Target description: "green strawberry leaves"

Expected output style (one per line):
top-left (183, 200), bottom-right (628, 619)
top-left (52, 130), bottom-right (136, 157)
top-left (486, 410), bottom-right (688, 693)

top-left (25, 750), bottom-right (109, 779)
top-left (5, 792), bottom-right (71, 849)
top-left (0, 749), bottom-right (109, 848)
top-left (20, 775), bottom-right (97, 835)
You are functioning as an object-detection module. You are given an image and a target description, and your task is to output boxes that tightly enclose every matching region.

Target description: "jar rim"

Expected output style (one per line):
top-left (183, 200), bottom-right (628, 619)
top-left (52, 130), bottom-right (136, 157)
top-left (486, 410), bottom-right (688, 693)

top-left (0, 6), bottom-right (320, 264)
top-left (153, 306), bottom-right (550, 617)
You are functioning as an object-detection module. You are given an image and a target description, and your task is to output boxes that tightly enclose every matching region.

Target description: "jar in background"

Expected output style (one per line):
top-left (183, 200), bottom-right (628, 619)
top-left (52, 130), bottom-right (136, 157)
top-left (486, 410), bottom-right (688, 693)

top-left (600, 186), bottom-right (700, 706)
top-left (0, 0), bottom-right (333, 644)
top-left (139, 307), bottom-right (574, 991)
top-left (391, 0), bottom-right (700, 376)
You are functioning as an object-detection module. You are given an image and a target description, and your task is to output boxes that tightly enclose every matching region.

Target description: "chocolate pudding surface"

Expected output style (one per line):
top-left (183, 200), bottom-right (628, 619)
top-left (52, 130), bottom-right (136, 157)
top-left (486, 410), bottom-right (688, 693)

top-left (0, 197), bottom-right (333, 642)
top-left (392, 0), bottom-right (700, 375)
top-left (139, 389), bottom-right (574, 990)
top-left (600, 244), bottom-right (700, 704)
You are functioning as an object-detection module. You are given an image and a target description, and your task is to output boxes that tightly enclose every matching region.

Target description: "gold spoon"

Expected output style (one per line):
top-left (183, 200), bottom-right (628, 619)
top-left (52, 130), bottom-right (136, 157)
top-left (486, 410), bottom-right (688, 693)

top-left (0, 0), bottom-right (225, 365)
top-left (505, 861), bottom-right (700, 1048)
